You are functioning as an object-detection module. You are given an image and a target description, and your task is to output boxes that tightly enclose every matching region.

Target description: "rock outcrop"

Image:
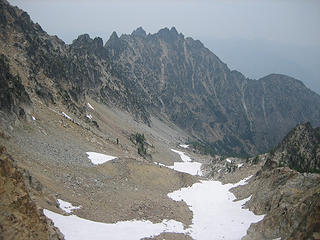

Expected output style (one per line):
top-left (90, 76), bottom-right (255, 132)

top-left (264, 122), bottom-right (320, 172)
top-left (238, 167), bottom-right (320, 240)
top-left (230, 123), bottom-right (320, 239)
top-left (0, 146), bottom-right (64, 239)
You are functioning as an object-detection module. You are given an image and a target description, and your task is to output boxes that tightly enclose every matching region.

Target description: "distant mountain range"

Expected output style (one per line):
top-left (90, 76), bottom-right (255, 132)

top-left (1, 0), bottom-right (320, 156)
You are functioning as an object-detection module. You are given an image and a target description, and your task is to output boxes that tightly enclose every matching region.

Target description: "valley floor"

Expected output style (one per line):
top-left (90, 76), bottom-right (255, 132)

top-left (42, 150), bottom-right (264, 240)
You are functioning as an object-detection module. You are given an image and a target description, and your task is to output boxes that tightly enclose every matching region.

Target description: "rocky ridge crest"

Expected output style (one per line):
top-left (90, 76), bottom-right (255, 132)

top-left (264, 122), bottom-right (320, 172)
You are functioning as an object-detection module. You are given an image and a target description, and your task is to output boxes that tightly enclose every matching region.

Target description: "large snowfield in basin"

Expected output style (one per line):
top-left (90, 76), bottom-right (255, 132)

top-left (44, 150), bottom-right (264, 240)
top-left (44, 209), bottom-right (186, 240)
top-left (168, 176), bottom-right (265, 240)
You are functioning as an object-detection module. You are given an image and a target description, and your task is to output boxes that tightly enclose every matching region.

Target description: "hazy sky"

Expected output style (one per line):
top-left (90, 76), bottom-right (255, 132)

top-left (8, 0), bottom-right (320, 93)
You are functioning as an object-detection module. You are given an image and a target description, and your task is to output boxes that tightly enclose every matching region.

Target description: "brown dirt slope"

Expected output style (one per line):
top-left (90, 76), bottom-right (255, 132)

top-left (0, 146), bottom-right (63, 240)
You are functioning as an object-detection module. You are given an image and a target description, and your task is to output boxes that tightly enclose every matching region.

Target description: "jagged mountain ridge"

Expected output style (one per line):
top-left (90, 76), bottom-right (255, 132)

top-left (1, 0), bottom-right (320, 156)
top-left (0, 0), bottom-right (149, 123)
top-left (103, 27), bottom-right (320, 155)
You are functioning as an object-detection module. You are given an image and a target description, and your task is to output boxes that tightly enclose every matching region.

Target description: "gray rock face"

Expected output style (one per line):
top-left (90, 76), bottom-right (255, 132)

top-left (264, 122), bottom-right (320, 173)
top-left (230, 123), bottom-right (320, 239)
top-left (103, 27), bottom-right (320, 156)
top-left (237, 167), bottom-right (320, 240)
top-left (1, 0), bottom-right (320, 156)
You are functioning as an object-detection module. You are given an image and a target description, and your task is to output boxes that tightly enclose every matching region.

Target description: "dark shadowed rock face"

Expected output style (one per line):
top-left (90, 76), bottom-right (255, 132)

top-left (1, 0), bottom-right (320, 155)
top-left (0, 0), bottom-right (84, 115)
top-left (0, 54), bottom-right (32, 119)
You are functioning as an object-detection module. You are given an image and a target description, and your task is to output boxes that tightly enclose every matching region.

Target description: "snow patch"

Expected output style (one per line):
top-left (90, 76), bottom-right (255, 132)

top-left (233, 175), bottom-right (253, 187)
top-left (238, 163), bottom-right (244, 168)
top-left (86, 152), bottom-right (117, 165)
top-left (87, 103), bottom-right (95, 110)
top-left (58, 199), bottom-right (81, 214)
top-left (154, 162), bottom-right (167, 167)
top-left (179, 144), bottom-right (189, 149)
top-left (171, 149), bottom-right (192, 162)
top-left (44, 210), bottom-right (187, 240)
top-left (32, 116), bottom-right (36, 121)
top-left (226, 158), bottom-right (232, 163)
top-left (168, 176), bottom-right (264, 240)
top-left (170, 149), bottom-right (202, 176)
top-left (168, 162), bottom-right (202, 176)
top-left (62, 112), bottom-right (73, 121)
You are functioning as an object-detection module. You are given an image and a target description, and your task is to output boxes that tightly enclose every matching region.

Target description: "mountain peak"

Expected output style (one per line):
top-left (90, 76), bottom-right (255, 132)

top-left (71, 34), bottom-right (103, 50)
top-left (157, 27), bottom-right (169, 35)
top-left (109, 31), bottom-right (119, 41)
top-left (72, 34), bottom-right (92, 45)
top-left (131, 27), bottom-right (146, 37)
top-left (93, 37), bottom-right (103, 48)
top-left (156, 26), bottom-right (181, 41)
top-left (170, 26), bottom-right (178, 35)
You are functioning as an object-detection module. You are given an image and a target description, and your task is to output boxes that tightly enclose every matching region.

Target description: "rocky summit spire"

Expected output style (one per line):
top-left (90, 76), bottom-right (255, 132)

top-left (108, 31), bottom-right (119, 41)
top-left (93, 37), bottom-right (103, 48)
top-left (72, 34), bottom-right (92, 46)
top-left (131, 27), bottom-right (147, 37)
top-left (170, 26), bottom-right (178, 35)
top-left (155, 26), bottom-right (182, 42)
